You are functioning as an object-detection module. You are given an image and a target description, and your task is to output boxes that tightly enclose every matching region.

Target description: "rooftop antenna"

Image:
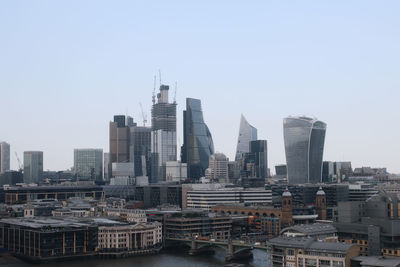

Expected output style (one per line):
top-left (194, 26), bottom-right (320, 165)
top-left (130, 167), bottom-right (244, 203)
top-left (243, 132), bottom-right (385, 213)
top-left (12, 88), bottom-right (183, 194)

top-left (152, 75), bottom-right (156, 104)
top-left (174, 81), bottom-right (177, 104)
top-left (158, 69), bottom-right (162, 86)
top-left (139, 102), bottom-right (148, 126)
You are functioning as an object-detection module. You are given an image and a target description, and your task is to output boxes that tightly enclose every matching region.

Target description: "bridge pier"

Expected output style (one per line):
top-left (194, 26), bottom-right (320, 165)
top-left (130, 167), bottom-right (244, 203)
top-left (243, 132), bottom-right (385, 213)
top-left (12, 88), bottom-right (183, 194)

top-left (225, 241), bottom-right (253, 261)
top-left (188, 239), bottom-right (214, 256)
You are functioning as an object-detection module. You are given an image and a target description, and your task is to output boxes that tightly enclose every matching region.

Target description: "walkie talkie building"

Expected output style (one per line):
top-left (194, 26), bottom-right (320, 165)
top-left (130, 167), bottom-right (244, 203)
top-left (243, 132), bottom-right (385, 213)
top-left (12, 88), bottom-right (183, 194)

top-left (283, 116), bottom-right (327, 184)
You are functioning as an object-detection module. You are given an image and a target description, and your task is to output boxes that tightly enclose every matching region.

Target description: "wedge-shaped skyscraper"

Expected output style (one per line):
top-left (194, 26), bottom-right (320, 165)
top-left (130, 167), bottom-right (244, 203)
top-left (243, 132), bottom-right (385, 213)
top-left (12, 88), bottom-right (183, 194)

top-left (235, 114), bottom-right (257, 161)
top-left (283, 116), bottom-right (327, 184)
top-left (181, 98), bottom-right (214, 180)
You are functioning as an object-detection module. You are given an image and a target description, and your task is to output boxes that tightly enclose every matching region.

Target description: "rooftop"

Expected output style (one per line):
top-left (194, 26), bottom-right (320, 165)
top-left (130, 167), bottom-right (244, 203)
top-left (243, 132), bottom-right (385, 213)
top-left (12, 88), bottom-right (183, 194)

top-left (268, 237), bottom-right (354, 254)
top-left (352, 256), bottom-right (400, 267)
top-left (280, 223), bottom-right (337, 236)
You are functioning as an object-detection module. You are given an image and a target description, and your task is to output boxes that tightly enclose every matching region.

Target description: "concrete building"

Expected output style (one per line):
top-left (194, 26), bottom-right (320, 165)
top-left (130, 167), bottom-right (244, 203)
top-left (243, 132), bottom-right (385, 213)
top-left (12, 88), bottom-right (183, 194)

top-left (151, 85), bottom-right (177, 183)
top-left (183, 184), bottom-right (272, 211)
top-left (334, 190), bottom-right (400, 257)
top-left (0, 142), bottom-right (10, 174)
top-left (207, 153), bottom-right (229, 183)
top-left (73, 149), bottom-right (103, 182)
top-left (164, 211), bottom-right (231, 240)
top-left (348, 183), bottom-right (378, 201)
top-left (181, 98), bottom-right (214, 181)
top-left (165, 161), bottom-right (187, 182)
top-left (103, 152), bottom-right (110, 181)
top-left (105, 208), bottom-right (147, 223)
top-left (280, 223), bottom-right (338, 241)
top-left (98, 221), bottom-right (162, 251)
top-left (235, 114), bottom-right (257, 161)
top-left (4, 185), bottom-right (104, 205)
top-left (283, 116), bottom-right (327, 184)
top-left (23, 151), bottom-right (43, 184)
top-left (268, 237), bottom-right (359, 267)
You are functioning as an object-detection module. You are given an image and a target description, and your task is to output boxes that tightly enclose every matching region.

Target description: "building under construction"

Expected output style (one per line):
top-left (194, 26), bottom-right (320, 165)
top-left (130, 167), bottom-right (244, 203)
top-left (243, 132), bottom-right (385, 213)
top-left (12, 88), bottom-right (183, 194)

top-left (151, 85), bottom-right (177, 183)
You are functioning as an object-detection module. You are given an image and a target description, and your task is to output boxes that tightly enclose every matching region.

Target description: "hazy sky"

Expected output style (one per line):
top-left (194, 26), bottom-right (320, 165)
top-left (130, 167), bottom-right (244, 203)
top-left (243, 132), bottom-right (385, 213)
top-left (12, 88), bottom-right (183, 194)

top-left (1, 1), bottom-right (399, 173)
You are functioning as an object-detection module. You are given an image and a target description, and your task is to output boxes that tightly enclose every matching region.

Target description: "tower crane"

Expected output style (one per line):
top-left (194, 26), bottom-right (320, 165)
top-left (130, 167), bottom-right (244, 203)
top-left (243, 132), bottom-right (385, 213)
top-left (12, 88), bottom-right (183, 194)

top-left (139, 102), bottom-right (148, 126)
top-left (14, 152), bottom-right (23, 171)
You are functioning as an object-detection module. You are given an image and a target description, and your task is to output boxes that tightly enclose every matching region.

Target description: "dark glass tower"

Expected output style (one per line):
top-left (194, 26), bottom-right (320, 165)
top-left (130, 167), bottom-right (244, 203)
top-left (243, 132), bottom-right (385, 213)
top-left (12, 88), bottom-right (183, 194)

top-left (181, 98), bottom-right (214, 180)
top-left (250, 140), bottom-right (268, 178)
top-left (283, 116), bottom-right (326, 184)
top-left (130, 126), bottom-right (151, 177)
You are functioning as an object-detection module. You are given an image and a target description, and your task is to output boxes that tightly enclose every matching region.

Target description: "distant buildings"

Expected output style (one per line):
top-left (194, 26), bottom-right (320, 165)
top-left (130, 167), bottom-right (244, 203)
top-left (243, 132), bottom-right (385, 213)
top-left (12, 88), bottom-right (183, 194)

top-left (181, 98), bottom-right (214, 180)
top-left (283, 116), bottom-right (327, 184)
top-left (130, 126), bottom-right (151, 178)
top-left (275, 164), bottom-right (287, 178)
top-left (151, 85), bottom-right (177, 183)
top-left (0, 142), bottom-right (10, 174)
top-left (207, 153), bottom-right (229, 183)
top-left (23, 151), bottom-right (43, 184)
top-left (165, 161), bottom-right (187, 183)
top-left (73, 149), bottom-right (103, 182)
top-left (241, 140), bottom-right (268, 179)
top-left (235, 114), bottom-right (257, 161)
top-left (109, 115), bottom-right (131, 165)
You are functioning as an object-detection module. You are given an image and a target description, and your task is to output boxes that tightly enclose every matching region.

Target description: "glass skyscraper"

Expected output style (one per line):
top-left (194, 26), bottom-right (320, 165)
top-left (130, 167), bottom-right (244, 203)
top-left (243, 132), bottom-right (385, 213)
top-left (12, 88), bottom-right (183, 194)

top-left (283, 116), bottom-right (327, 184)
top-left (73, 149), bottom-right (103, 181)
top-left (0, 142), bottom-right (10, 174)
top-left (23, 151), bottom-right (43, 184)
top-left (181, 98), bottom-right (214, 180)
top-left (235, 114), bottom-right (257, 161)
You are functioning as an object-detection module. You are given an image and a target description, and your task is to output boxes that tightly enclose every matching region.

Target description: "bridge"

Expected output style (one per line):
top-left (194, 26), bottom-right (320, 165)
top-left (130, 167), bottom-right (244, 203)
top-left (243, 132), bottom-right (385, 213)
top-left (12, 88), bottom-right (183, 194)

top-left (166, 237), bottom-right (268, 261)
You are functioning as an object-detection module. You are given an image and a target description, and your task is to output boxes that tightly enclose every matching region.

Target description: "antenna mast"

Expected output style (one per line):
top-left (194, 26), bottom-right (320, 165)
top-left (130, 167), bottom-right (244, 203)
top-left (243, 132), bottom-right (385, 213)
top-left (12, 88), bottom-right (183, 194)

top-left (174, 81), bottom-right (177, 104)
top-left (158, 69), bottom-right (162, 86)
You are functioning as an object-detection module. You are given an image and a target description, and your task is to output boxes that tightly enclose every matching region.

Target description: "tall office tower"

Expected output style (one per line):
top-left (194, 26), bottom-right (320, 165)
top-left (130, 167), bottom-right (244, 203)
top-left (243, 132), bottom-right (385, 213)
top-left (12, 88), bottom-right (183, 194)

top-left (103, 153), bottom-right (110, 181)
top-left (23, 151), bottom-right (43, 184)
top-left (207, 153), bottom-right (229, 183)
top-left (283, 116), bottom-right (327, 184)
top-left (249, 140), bottom-right (268, 178)
top-left (235, 114), bottom-right (257, 161)
top-left (73, 149), bottom-right (103, 182)
top-left (0, 142), bottom-right (10, 174)
top-left (109, 115), bottom-right (130, 173)
top-left (130, 126), bottom-right (151, 177)
top-left (151, 85), bottom-right (177, 183)
top-left (181, 98), bottom-right (214, 180)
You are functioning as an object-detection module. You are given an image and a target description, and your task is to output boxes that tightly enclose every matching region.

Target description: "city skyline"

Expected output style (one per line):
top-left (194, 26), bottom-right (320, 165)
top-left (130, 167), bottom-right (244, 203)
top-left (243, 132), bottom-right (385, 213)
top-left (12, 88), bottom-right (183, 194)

top-left (1, 1), bottom-right (400, 173)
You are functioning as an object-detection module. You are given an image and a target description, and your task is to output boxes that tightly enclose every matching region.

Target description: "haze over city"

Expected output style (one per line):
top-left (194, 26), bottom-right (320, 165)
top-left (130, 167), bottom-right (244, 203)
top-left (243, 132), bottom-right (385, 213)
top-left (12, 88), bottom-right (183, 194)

top-left (1, 1), bottom-right (399, 173)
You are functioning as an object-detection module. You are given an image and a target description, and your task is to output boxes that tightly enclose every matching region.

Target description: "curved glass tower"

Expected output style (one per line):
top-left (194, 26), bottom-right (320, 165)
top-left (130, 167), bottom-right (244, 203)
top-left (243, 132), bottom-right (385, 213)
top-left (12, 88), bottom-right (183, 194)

top-left (181, 98), bottom-right (214, 180)
top-left (235, 114), bottom-right (258, 161)
top-left (283, 116), bottom-right (326, 184)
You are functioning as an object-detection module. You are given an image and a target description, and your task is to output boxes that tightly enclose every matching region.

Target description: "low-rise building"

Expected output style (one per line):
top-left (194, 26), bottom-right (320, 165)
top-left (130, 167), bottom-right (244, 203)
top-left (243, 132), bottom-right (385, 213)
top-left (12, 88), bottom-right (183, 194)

top-left (98, 221), bottom-right (162, 251)
top-left (268, 237), bottom-right (359, 267)
top-left (105, 208), bottom-right (147, 223)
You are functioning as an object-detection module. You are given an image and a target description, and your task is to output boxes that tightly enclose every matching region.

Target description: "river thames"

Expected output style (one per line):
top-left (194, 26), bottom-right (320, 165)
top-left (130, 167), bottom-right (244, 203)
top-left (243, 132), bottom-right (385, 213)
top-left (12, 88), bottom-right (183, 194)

top-left (2, 249), bottom-right (270, 267)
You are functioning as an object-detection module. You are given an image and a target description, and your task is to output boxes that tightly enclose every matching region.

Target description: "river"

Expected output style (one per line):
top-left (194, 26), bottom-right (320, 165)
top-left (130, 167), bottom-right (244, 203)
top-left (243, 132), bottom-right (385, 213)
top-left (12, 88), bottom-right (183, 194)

top-left (2, 249), bottom-right (270, 267)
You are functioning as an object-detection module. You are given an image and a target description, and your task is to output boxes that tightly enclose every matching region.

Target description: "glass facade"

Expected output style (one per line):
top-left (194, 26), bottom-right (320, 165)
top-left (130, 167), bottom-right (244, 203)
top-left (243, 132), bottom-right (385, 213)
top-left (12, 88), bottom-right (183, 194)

top-left (73, 149), bottom-right (103, 182)
top-left (182, 98), bottom-right (214, 180)
top-left (235, 114), bottom-right (257, 161)
top-left (283, 116), bottom-right (326, 184)
top-left (0, 142), bottom-right (10, 174)
top-left (130, 126), bottom-right (151, 177)
top-left (151, 85), bottom-right (177, 183)
top-left (23, 151), bottom-right (43, 184)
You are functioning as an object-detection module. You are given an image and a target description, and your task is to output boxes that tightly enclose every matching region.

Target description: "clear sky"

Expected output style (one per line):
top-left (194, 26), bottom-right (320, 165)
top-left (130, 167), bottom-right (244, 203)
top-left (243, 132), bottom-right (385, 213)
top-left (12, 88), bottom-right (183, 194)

top-left (1, 1), bottom-right (399, 173)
